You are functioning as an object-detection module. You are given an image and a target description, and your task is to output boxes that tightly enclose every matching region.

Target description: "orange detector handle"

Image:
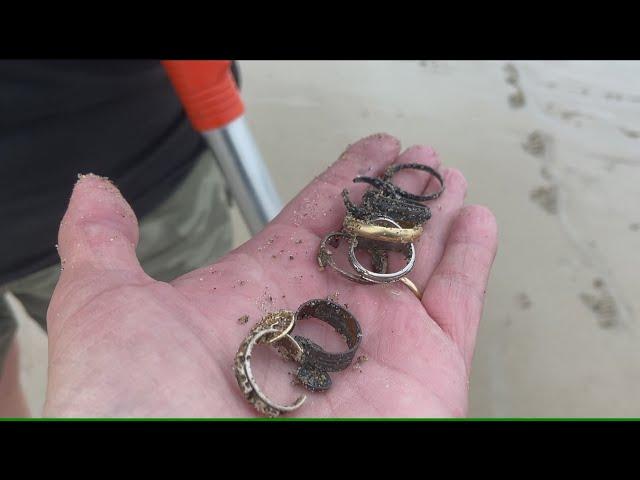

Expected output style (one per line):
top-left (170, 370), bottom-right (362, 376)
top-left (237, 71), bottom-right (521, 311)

top-left (161, 59), bottom-right (283, 234)
top-left (161, 60), bottom-right (244, 132)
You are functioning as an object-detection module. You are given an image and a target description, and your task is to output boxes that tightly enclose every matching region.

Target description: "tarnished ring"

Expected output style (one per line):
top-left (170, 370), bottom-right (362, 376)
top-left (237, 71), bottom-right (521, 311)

top-left (294, 299), bottom-right (363, 375)
top-left (342, 163), bottom-right (445, 227)
top-left (234, 327), bottom-right (306, 418)
top-left (348, 217), bottom-right (416, 283)
top-left (235, 300), bottom-right (363, 416)
top-left (343, 214), bottom-right (423, 243)
top-left (382, 162), bottom-right (446, 202)
top-left (342, 186), bottom-right (432, 227)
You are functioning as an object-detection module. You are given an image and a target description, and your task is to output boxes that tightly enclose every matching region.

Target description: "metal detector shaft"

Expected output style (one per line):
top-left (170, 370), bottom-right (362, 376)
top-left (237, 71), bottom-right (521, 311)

top-left (162, 60), bottom-right (282, 236)
top-left (203, 116), bottom-right (283, 235)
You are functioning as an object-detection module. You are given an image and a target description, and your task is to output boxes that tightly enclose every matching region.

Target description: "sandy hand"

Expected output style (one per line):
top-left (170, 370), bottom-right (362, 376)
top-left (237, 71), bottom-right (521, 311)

top-left (44, 133), bottom-right (498, 417)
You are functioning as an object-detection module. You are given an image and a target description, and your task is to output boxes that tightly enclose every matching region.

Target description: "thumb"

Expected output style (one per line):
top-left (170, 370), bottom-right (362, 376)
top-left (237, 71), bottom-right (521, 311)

top-left (48, 174), bottom-right (147, 329)
top-left (58, 173), bottom-right (143, 274)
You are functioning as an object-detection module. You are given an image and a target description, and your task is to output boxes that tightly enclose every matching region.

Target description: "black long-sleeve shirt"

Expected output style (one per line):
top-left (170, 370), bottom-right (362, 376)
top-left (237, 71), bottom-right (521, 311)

top-left (0, 60), bottom-right (206, 284)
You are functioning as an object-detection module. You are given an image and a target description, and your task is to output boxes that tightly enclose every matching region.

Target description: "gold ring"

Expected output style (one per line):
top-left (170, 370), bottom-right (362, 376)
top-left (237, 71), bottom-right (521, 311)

top-left (251, 310), bottom-right (296, 345)
top-left (400, 277), bottom-right (422, 300)
top-left (343, 216), bottom-right (423, 243)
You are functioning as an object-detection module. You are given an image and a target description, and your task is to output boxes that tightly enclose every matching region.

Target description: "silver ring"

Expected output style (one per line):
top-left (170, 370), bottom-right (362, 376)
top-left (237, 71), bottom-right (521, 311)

top-left (317, 231), bottom-right (389, 285)
top-left (348, 217), bottom-right (416, 283)
top-left (235, 327), bottom-right (306, 417)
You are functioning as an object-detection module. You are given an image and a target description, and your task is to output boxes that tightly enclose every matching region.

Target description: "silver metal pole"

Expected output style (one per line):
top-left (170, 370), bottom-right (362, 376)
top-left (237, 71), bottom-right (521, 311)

top-left (203, 116), bottom-right (283, 235)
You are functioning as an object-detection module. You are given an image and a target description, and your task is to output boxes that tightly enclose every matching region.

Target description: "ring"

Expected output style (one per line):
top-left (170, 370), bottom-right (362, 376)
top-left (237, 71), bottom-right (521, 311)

top-left (234, 300), bottom-right (363, 416)
top-left (342, 215), bottom-right (423, 243)
top-left (348, 218), bottom-right (416, 283)
top-left (294, 299), bottom-right (362, 376)
top-left (317, 231), bottom-right (388, 284)
top-left (382, 162), bottom-right (446, 202)
top-left (251, 310), bottom-right (296, 344)
top-left (400, 277), bottom-right (422, 300)
top-left (234, 326), bottom-right (307, 418)
top-left (343, 187), bottom-right (432, 227)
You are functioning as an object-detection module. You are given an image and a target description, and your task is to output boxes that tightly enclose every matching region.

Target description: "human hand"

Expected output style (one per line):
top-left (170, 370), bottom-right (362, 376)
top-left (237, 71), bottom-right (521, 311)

top-left (44, 133), bottom-right (497, 417)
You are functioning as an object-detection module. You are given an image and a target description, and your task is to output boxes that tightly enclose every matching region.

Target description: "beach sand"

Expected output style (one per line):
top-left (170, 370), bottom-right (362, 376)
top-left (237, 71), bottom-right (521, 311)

top-left (12, 60), bottom-right (640, 416)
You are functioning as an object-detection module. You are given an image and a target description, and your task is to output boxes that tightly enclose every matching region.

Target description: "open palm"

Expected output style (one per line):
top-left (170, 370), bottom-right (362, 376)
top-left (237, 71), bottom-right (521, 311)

top-left (43, 134), bottom-right (497, 417)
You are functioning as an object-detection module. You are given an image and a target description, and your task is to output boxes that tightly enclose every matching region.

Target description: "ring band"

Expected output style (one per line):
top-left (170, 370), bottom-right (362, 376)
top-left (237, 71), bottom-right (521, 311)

top-left (235, 300), bottom-right (364, 416)
top-left (252, 310), bottom-right (296, 345)
top-left (234, 327), bottom-right (307, 418)
top-left (382, 162), bottom-right (446, 202)
top-left (317, 231), bottom-right (389, 284)
top-left (348, 217), bottom-right (416, 283)
top-left (400, 277), bottom-right (422, 300)
top-left (343, 215), bottom-right (423, 243)
top-left (295, 299), bottom-right (362, 374)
